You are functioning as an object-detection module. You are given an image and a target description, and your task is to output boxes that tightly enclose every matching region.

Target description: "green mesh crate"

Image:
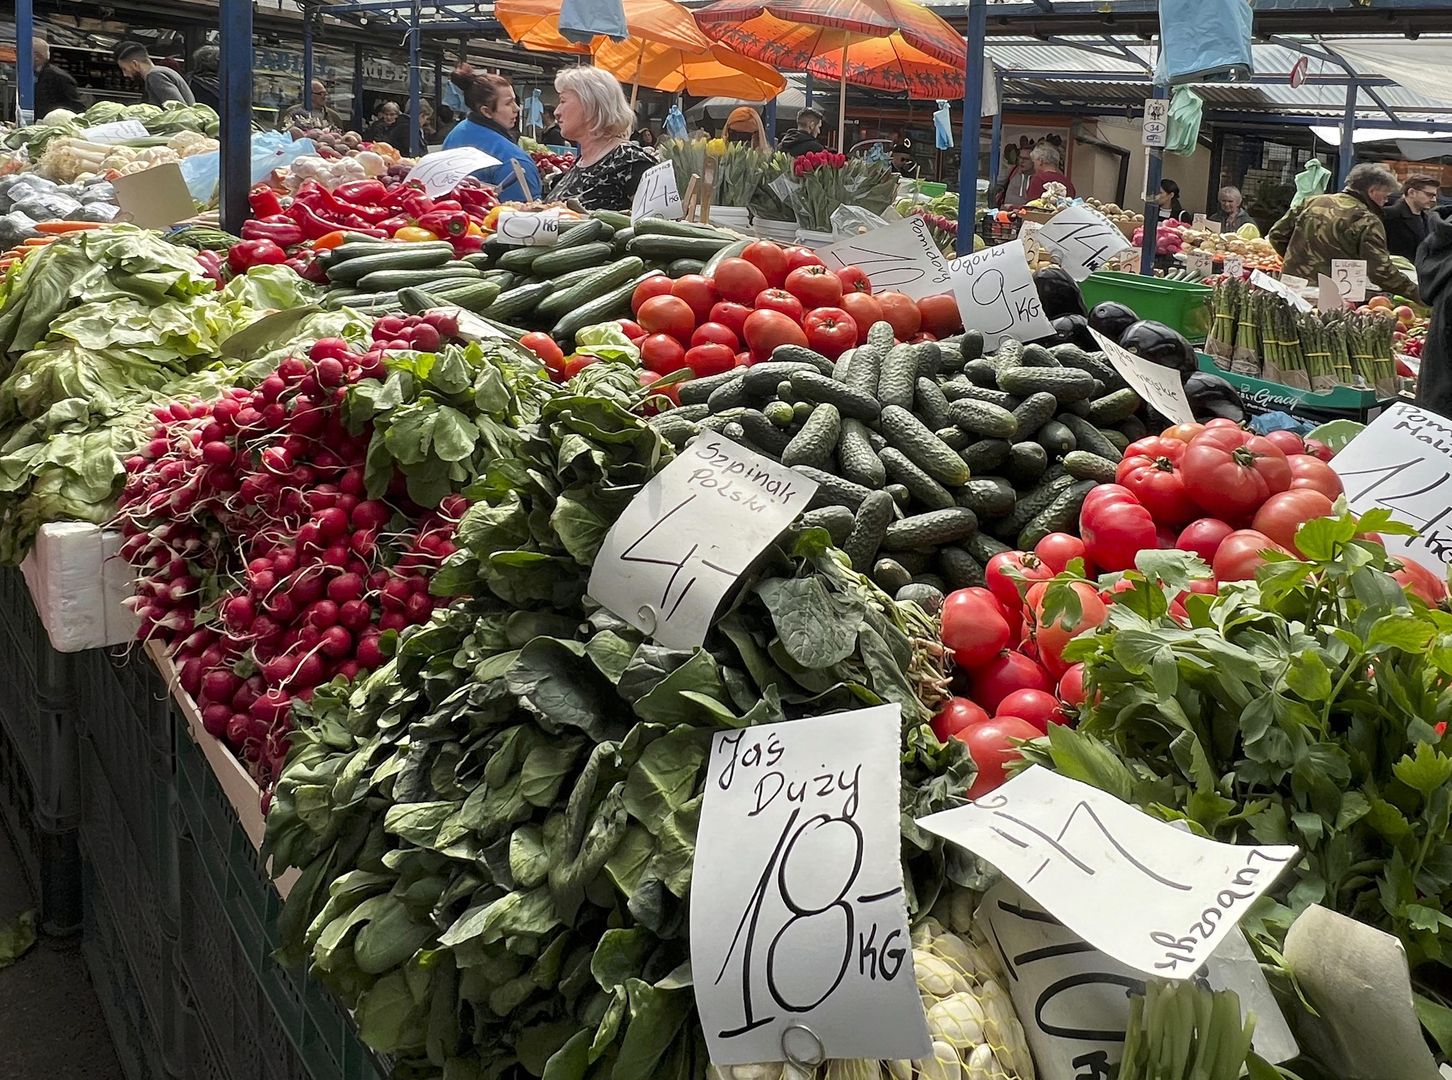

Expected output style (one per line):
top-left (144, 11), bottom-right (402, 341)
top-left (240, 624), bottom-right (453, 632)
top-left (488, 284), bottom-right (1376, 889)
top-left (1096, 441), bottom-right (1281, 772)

top-left (1078, 271), bottom-right (1214, 342)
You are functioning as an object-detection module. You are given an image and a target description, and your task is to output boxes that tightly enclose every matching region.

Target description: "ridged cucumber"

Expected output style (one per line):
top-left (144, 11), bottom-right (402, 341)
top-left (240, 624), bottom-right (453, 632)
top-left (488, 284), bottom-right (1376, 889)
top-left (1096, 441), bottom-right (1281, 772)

top-left (1057, 413), bottom-right (1122, 460)
top-left (960, 438), bottom-right (1012, 473)
top-left (837, 419), bottom-right (887, 489)
top-left (800, 505), bottom-right (857, 546)
top-left (914, 378), bottom-right (954, 430)
top-left (1011, 392), bottom-right (1059, 439)
top-left (1063, 450), bottom-right (1119, 483)
top-left (1086, 388), bottom-right (1142, 425)
top-left (679, 369), bottom-right (745, 406)
top-left (1020, 479), bottom-right (1097, 549)
top-left (1004, 441), bottom-right (1050, 486)
top-left (998, 365), bottom-right (1097, 402)
top-left (878, 406), bottom-right (971, 487)
top-left (787, 370), bottom-right (882, 421)
top-left (879, 447), bottom-right (955, 511)
top-left (876, 344), bottom-right (919, 410)
top-left (938, 545), bottom-right (985, 590)
top-left (781, 404), bottom-right (841, 469)
top-left (882, 507), bottom-right (979, 550)
top-left (770, 344), bottom-right (835, 374)
top-left (1035, 420), bottom-right (1077, 457)
top-left (844, 491), bottom-right (895, 572)
top-left (949, 399), bottom-right (1019, 440)
top-left (797, 467), bottom-right (871, 511)
top-left (954, 478), bottom-right (1017, 518)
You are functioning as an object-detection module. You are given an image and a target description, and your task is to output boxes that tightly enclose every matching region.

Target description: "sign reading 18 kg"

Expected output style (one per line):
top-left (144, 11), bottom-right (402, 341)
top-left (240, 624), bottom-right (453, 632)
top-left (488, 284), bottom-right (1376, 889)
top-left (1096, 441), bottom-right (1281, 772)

top-left (691, 705), bottom-right (932, 1066)
top-left (587, 436), bottom-right (818, 649)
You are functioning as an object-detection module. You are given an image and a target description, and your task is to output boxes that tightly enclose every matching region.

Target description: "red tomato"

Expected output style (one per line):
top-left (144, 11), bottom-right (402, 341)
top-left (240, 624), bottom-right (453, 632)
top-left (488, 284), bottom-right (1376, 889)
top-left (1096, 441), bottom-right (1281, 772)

top-left (1080, 485), bottom-right (1158, 572)
top-left (1251, 489), bottom-right (1334, 555)
top-left (984, 551), bottom-right (1053, 617)
top-left (940, 588), bottom-right (1011, 670)
top-left (733, 351), bottom-right (751, 367)
top-left (1176, 518), bottom-right (1236, 565)
top-left (562, 354), bottom-right (596, 379)
top-left (636, 295), bottom-right (696, 341)
top-left (784, 265), bottom-right (844, 309)
top-left (742, 309), bottom-right (809, 361)
top-left (909, 332), bottom-right (938, 344)
top-left (713, 258), bottom-right (770, 305)
top-left (1286, 454), bottom-right (1343, 499)
top-left (784, 246), bottom-right (823, 273)
top-left (741, 241), bottom-right (789, 287)
top-left (631, 275), bottom-right (674, 315)
top-left (618, 319), bottom-right (644, 339)
top-left (1213, 529), bottom-right (1291, 582)
top-left (996, 689), bottom-right (1064, 734)
top-left (1303, 437), bottom-right (1335, 462)
top-left (636, 369), bottom-right (679, 408)
top-left (1161, 422), bottom-right (1206, 444)
top-left (930, 696), bottom-right (990, 743)
top-left (670, 275), bottom-right (718, 323)
top-left (1391, 557), bottom-right (1448, 606)
top-left (1180, 427), bottom-right (1292, 519)
top-left (839, 292), bottom-right (884, 340)
top-left (917, 293), bottom-right (962, 337)
top-left (691, 321), bottom-right (739, 349)
top-left (1116, 436), bottom-right (1186, 482)
top-left (802, 307), bottom-right (859, 358)
top-left (1263, 430), bottom-right (1306, 456)
top-left (971, 651), bottom-right (1053, 714)
top-left (1030, 580), bottom-right (1107, 678)
top-left (958, 715), bottom-right (1044, 798)
top-left (519, 331), bottom-right (564, 367)
top-left (1057, 663), bottom-right (1087, 708)
top-left (876, 292), bottom-right (921, 339)
top-left (684, 342), bottom-right (736, 377)
top-left (835, 264), bottom-right (872, 295)
top-left (1118, 446), bottom-right (1198, 527)
top-left (709, 301), bottom-right (753, 341)
top-left (753, 288), bottom-right (806, 323)
top-left (640, 333), bottom-right (686, 375)
top-left (1034, 533), bottom-right (1086, 573)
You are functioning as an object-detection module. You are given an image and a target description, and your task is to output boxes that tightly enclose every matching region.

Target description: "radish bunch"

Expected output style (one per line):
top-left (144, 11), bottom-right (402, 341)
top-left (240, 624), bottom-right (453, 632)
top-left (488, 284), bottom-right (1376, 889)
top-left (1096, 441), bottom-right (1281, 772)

top-left (370, 311), bottom-right (459, 353)
top-left (115, 331), bottom-right (467, 790)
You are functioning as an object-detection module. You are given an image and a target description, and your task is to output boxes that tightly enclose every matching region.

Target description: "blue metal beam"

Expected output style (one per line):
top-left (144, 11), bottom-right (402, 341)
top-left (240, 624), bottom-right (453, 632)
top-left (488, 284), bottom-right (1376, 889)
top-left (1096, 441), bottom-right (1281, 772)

top-left (1102, 35), bottom-right (1152, 72)
top-left (220, 0), bottom-right (253, 234)
top-left (974, 0), bottom-right (1452, 17)
top-left (303, 8), bottom-right (315, 109)
top-left (997, 68), bottom-right (1397, 87)
top-left (352, 42), bottom-right (365, 130)
top-left (1339, 83), bottom-right (1357, 187)
top-left (16, 0), bottom-right (33, 118)
top-left (1140, 77), bottom-right (1168, 276)
top-left (956, 0), bottom-right (987, 256)
top-left (409, 0), bottom-right (423, 155)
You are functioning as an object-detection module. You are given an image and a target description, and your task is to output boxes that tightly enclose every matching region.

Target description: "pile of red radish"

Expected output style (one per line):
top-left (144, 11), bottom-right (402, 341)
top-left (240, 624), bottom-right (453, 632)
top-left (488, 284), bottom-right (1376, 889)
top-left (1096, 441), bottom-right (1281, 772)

top-left (116, 332), bottom-right (466, 793)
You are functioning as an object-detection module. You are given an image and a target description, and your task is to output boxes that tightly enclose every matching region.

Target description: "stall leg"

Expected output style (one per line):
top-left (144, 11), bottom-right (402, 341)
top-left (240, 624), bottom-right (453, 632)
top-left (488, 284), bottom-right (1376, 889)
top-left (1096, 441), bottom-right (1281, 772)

top-left (987, 73), bottom-right (1003, 209)
top-left (955, 0), bottom-right (987, 257)
top-left (219, 0), bottom-right (253, 234)
top-left (765, 96), bottom-right (777, 145)
top-left (352, 43), bottom-right (365, 132)
top-left (16, 0), bottom-right (34, 121)
top-left (1338, 83), bottom-right (1357, 187)
top-left (1139, 79), bottom-right (1169, 276)
top-left (408, 0), bottom-right (423, 156)
top-left (302, 9), bottom-right (314, 110)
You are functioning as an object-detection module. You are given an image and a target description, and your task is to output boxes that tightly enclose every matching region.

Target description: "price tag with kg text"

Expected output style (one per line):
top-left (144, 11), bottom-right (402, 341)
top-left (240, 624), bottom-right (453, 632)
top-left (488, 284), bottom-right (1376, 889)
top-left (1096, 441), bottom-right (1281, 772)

top-left (406, 147), bottom-right (501, 197)
top-left (819, 217), bottom-right (951, 300)
top-left (917, 767), bottom-right (1299, 977)
top-left (587, 435), bottom-right (817, 649)
top-left (1090, 328), bottom-right (1195, 424)
top-left (1035, 203), bottom-right (1136, 281)
top-left (691, 705), bottom-right (932, 1066)
top-left (951, 241), bottom-right (1056, 349)
top-left (631, 160), bottom-right (684, 222)
top-left (492, 209), bottom-right (560, 247)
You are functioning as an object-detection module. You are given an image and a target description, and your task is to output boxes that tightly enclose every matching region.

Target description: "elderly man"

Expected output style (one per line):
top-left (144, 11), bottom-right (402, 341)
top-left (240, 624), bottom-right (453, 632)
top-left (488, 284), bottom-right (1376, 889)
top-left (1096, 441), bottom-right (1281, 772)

top-left (1211, 186), bottom-right (1253, 232)
top-left (1384, 175), bottom-right (1440, 261)
top-left (33, 38), bottom-right (84, 117)
top-left (279, 79), bottom-right (345, 130)
top-left (1024, 142), bottom-right (1076, 200)
top-left (1268, 162), bottom-right (1419, 302)
top-left (778, 107), bottom-right (825, 157)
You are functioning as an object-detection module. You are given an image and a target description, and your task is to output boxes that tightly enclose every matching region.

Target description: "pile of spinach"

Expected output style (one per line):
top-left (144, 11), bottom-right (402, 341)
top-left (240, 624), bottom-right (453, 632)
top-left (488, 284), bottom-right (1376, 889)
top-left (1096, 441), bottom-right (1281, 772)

top-left (1028, 510), bottom-right (1452, 1046)
top-left (265, 370), bottom-right (970, 1080)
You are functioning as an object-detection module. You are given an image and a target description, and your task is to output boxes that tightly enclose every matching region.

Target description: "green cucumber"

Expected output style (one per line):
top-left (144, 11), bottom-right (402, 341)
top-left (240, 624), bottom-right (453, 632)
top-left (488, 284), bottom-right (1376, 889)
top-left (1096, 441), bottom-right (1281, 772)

top-left (634, 217), bottom-right (736, 240)
top-left (535, 256), bottom-right (646, 323)
top-left (702, 238), bottom-right (751, 276)
top-left (800, 505), bottom-right (857, 546)
top-left (942, 378), bottom-right (1018, 410)
top-left (840, 341), bottom-right (885, 393)
top-left (788, 370), bottom-right (882, 421)
top-left (551, 270), bottom-right (663, 343)
top-left (667, 258), bottom-right (707, 277)
top-left (325, 247), bottom-right (454, 284)
top-left (938, 546), bottom-right (985, 590)
top-left (781, 404), bottom-right (841, 469)
top-left (914, 378), bottom-right (954, 430)
top-left (355, 266), bottom-right (484, 291)
top-left (949, 399), bottom-right (1019, 440)
top-left (611, 228), bottom-right (635, 256)
top-left (1035, 420), bottom-right (1077, 457)
top-left (837, 419), bottom-right (887, 489)
top-left (994, 473), bottom-right (1073, 542)
top-left (998, 365), bottom-right (1097, 402)
top-left (707, 375), bottom-right (751, 414)
top-left (798, 466), bottom-right (871, 511)
top-left (591, 210), bottom-right (633, 230)
top-left (424, 279), bottom-right (502, 313)
top-left (954, 478), bottom-right (1017, 518)
top-left (496, 245), bottom-right (548, 273)
top-left (959, 329), bottom-right (986, 364)
top-left (879, 447), bottom-right (955, 511)
top-left (328, 240), bottom-right (452, 263)
top-left (1004, 441), bottom-right (1050, 486)
top-left (963, 358), bottom-right (1000, 387)
top-left (742, 361), bottom-right (817, 396)
top-left (876, 344), bottom-right (919, 410)
top-left (627, 235), bottom-right (734, 262)
top-left (770, 344), bottom-right (834, 374)
top-left (882, 507), bottom-right (979, 550)
top-left (1086, 388), bottom-right (1142, 425)
top-left (872, 558), bottom-right (914, 595)
top-left (738, 409), bottom-right (792, 456)
top-left (844, 491), bottom-right (896, 572)
top-left (1020, 480), bottom-right (1097, 550)
top-left (989, 338), bottom-right (1024, 370)
top-left (531, 241), bottom-right (614, 277)
top-left (488, 281), bottom-right (555, 322)
top-left (1018, 343), bottom-right (1061, 368)
top-left (553, 218), bottom-right (608, 248)
top-left (878, 406), bottom-right (971, 487)
top-left (648, 414), bottom-right (701, 449)
top-left (1050, 344), bottom-right (1127, 390)
top-left (896, 582), bottom-right (945, 613)
top-left (960, 438), bottom-right (1012, 473)
top-left (1057, 413), bottom-right (1122, 461)
top-left (680, 369), bottom-right (746, 406)
top-left (965, 532), bottom-right (1011, 564)
top-left (885, 484), bottom-right (912, 511)
top-left (1063, 450), bottom-right (1119, 483)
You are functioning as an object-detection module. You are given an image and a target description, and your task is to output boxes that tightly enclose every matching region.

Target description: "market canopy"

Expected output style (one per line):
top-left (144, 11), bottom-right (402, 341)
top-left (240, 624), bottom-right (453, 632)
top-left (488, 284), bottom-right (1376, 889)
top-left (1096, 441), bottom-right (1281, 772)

top-left (494, 0), bottom-right (711, 54)
top-left (594, 37), bottom-right (788, 100)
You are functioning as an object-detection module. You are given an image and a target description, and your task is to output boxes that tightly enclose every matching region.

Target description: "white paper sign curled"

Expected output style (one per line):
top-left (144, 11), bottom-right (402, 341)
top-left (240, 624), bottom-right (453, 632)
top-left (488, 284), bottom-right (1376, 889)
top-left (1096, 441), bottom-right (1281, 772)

top-left (690, 705), bottom-right (932, 1067)
top-left (819, 217), bottom-right (952, 299)
top-left (978, 881), bottom-right (1297, 1080)
top-left (1332, 258), bottom-right (1370, 303)
top-left (1331, 402), bottom-right (1452, 573)
top-left (493, 209), bottom-right (560, 247)
top-left (406, 147), bottom-right (500, 197)
top-left (1192, 214), bottom-right (1222, 234)
top-left (1035, 204), bottom-right (1136, 281)
top-left (1223, 254), bottom-right (1244, 279)
top-left (588, 435), bottom-right (817, 650)
top-left (1251, 269), bottom-right (1312, 313)
top-left (1089, 328), bottom-right (1194, 425)
top-left (631, 160), bottom-right (684, 222)
top-left (951, 242), bottom-right (1056, 349)
top-left (917, 767), bottom-right (1300, 977)
top-left (86, 119), bottom-right (150, 143)
top-left (1318, 274), bottom-right (1344, 313)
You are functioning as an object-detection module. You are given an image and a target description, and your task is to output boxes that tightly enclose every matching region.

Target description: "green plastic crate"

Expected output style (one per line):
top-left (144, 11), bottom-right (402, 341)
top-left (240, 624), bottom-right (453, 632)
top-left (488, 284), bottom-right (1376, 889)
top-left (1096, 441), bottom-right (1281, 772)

top-left (1196, 355), bottom-right (1394, 422)
top-left (1079, 271), bottom-right (1214, 342)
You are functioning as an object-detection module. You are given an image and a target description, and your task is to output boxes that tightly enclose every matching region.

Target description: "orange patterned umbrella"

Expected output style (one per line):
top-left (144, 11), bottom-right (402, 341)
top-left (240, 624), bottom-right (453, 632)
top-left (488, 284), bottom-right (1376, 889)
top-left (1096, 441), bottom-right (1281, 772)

top-left (594, 38), bottom-right (787, 102)
top-left (802, 33), bottom-right (964, 100)
top-left (495, 0), bottom-right (711, 55)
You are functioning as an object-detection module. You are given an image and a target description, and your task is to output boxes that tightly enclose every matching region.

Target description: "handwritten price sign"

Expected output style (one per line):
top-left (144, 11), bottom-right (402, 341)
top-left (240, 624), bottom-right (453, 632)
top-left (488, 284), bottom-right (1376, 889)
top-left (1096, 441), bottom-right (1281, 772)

top-left (631, 160), bottom-right (684, 223)
top-left (1332, 259), bottom-right (1369, 303)
top-left (1035, 204), bottom-right (1136, 281)
top-left (917, 767), bottom-right (1299, 977)
top-left (1251, 269), bottom-right (1312, 313)
top-left (951, 242), bottom-right (1056, 348)
top-left (588, 436), bottom-right (817, 649)
top-left (820, 218), bottom-right (951, 300)
top-left (1090, 328), bottom-right (1194, 425)
top-left (691, 706), bottom-right (931, 1066)
top-left (492, 209), bottom-right (560, 247)
top-left (1332, 402), bottom-right (1452, 574)
top-left (406, 147), bottom-right (501, 197)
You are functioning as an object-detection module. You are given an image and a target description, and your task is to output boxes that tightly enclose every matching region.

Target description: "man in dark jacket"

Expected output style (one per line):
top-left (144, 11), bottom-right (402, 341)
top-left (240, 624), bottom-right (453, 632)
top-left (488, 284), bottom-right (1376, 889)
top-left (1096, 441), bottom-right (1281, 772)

top-left (777, 107), bottom-right (825, 156)
top-left (33, 38), bottom-right (84, 117)
top-left (1415, 210), bottom-right (1452, 419)
top-left (1385, 175), bottom-right (1439, 262)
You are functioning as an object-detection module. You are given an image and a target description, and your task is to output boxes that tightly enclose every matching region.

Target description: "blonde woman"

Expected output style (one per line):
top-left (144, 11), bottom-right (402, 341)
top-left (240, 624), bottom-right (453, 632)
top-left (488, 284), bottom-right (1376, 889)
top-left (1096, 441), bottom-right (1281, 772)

top-left (547, 66), bottom-right (656, 210)
top-left (722, 106), bottom-right (769, 151)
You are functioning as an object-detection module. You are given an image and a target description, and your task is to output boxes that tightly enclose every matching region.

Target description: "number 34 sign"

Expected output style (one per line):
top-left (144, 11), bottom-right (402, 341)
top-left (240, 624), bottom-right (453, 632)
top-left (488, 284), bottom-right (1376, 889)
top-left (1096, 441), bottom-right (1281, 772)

top-left (690, 706), bottom-right (932, 1066)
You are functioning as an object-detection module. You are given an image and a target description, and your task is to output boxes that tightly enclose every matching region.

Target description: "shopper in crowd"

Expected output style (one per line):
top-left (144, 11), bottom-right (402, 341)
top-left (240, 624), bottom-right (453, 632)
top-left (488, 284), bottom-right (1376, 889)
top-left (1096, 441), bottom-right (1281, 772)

top-left (187, 45), bottom-right (220, 111)
top-left (996, 140), bottom-right (1033, 209)
top-left (891, 139), bottom-right (920, 179)
top-left (434, 104), bottom-right (458, 142)
top-left (1024, 141), bottom-right (1075, 200)
top-left (633, 127), bottom-right (657, 148)
top-left (722, 107), bottom-right (769, 150)
top-left (546, 67), bottom-right (655, 211)
top-left (281, 79), bottom-right (345, 131)
top-left (1211, 185), bottom-right (1254, 231)
top-left (1155, 179), bottom-right (1189, 222)
top-left (1385, 175), bottom-right (1440, 262)
top-left (115, 41), bottom-right (194, 106)
top-left (1269, 162), bottom-right (1419, 301)
top-left (33, 38), bottom-right (84, 117)
top-left (442, 66), bottom-right (541, 202)
top-left (419, 99), bottom-right (438, 145)
top-left (778, 107), bottom-right (826, 157)
top-left (364, 101), bottom-right (411, 148)
top-left (1415, 210), bottom-right (1452, 418)
top-left (540, 107), bottom-right (564, 146)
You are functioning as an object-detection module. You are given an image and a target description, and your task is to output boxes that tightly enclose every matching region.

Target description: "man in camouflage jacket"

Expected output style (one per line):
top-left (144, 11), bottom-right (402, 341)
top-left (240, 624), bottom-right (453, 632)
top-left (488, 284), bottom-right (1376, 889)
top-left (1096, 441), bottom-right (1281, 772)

top-left (1268, 162), bottom-right (1420, 302)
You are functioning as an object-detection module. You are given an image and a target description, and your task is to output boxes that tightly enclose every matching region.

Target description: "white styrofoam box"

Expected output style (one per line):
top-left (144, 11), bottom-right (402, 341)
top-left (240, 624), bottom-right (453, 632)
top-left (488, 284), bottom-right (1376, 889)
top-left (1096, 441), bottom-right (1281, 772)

top-left (20, 522), bottom-right (138, 653)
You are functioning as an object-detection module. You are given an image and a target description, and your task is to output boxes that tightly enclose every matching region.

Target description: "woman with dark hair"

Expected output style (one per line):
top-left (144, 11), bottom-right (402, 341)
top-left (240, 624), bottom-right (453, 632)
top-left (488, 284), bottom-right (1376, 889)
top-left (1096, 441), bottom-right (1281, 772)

top-left (1156, 178), bottom-right (1189, 222)
top-left (442, 65), bottom-right (541, 201)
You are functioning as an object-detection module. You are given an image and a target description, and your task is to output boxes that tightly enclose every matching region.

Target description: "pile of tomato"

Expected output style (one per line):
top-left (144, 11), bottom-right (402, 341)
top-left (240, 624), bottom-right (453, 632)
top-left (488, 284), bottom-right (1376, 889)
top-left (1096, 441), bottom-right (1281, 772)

top-left (619, 240), bottom-right (963, 381)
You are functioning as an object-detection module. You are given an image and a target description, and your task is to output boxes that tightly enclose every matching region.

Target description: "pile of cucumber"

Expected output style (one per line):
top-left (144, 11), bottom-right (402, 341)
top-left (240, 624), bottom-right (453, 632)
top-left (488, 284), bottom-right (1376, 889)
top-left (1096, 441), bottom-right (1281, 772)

top-left (648, 322), bottom-right (1148, 612)
top-left (318, 211), bottom-right (746, 344)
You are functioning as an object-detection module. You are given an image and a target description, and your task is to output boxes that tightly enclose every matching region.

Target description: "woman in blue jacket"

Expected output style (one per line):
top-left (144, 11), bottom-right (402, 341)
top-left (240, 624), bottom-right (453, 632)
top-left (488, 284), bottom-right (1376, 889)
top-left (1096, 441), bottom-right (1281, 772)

top-left (443, 67), bottom-right (541, 203)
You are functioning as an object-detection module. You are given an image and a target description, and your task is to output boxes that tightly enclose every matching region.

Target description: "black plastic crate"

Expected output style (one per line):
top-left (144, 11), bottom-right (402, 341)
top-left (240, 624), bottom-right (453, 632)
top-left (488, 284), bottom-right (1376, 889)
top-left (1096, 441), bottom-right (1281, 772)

top-left (174, 727), bottom-right (389, 1080)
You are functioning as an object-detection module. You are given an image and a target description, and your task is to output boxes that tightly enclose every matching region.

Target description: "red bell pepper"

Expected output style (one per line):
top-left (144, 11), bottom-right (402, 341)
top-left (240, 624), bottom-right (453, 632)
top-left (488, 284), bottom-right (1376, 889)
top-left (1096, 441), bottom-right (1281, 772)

top-left (449, 233), bottom-right (486, 256)
top-left (241, 216), bottom-right (306, 247)
top-left (418, 210), bottom-right (470, 238)
top-left (285, 253), bottom-right (329, 283)
top-left (402, 191), bottom-right (436, 219)
top-left (288, 201), bottom-right (352, 241)
top-left (193, 249), bottom-right (226, 290)
top-left (248, 185), bottom-right (284, 218)
top-left (334, 179), bottom-right (388, 206)
top-left (378, 215), bottom-right (412, 236)
top-left (431, 198), bottom-right (463, 212)
top-left (381, 182), bottom-right (425, 209)
top-left (227, 239), bottom-right (288, 274)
